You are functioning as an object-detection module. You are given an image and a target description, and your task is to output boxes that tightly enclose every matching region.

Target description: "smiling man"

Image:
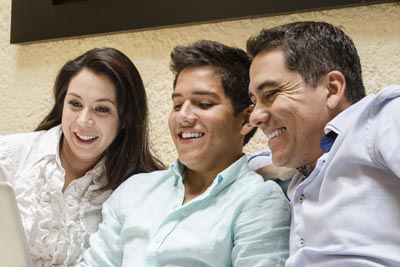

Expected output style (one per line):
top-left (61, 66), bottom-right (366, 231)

top-left (247, 21), bottom-right (400, 267)
top-left (78, 40), bottom-right (291, 267)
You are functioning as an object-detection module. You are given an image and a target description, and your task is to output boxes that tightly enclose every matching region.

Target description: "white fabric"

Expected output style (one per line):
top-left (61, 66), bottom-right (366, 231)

top-left (286, 85), bottom-right (400, 267)
top-left (0, 125), bottom-right (112, 267)
top-left (247, 149), bottom-right (273, 170)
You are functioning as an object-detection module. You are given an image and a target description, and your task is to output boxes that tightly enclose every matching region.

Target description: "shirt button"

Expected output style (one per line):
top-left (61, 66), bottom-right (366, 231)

top-left (299, 194), bottom-right (305, 203)
top-left (299, 238), bottom-right (305, 247)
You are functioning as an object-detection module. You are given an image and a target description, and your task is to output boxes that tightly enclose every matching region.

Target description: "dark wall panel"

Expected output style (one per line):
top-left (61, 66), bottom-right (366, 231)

top-left (10, 0), bottom-right (396, 44)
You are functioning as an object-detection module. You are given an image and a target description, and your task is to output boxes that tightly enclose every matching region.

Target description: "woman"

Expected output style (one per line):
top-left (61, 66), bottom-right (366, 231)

top-left (0, 47), bottom-right (164, 267)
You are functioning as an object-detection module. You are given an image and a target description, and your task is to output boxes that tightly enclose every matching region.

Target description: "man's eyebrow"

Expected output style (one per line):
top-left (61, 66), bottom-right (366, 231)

top-left (255, 81), bottom-right (280, 92)
top-left (249, 81), bottom-right (279, 97)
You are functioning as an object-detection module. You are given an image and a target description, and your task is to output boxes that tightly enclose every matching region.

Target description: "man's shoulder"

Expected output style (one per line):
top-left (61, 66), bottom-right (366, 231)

top-left (376, 85), bottom-right (400, 101)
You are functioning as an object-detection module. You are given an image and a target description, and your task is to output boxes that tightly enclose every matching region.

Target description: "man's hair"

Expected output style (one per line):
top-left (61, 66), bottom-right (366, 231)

top-left (170, 40), bottom-right (256, 145)
top-left (247, 21), bottom-right (366, 103)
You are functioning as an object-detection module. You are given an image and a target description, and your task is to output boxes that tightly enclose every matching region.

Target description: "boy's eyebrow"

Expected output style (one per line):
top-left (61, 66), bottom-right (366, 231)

top-left (171, 91), bottom-right (220, 99)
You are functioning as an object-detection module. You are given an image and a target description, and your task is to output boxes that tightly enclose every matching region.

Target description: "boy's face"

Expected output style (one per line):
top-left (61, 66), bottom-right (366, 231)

top-left (169, 66), bottom-right (247, 173)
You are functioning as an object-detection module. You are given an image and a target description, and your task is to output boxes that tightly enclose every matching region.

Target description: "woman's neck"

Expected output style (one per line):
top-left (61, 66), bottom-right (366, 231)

top-left (59, 140), bottom-right (99, 192)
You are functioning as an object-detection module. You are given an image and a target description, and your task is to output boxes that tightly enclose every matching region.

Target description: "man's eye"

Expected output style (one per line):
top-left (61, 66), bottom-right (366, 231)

top-left (69, 100), bottom-right (82, 108)
top-left (95, 106), bottom-right (110, 113)
top-left (199, 103), bottom-right (214, 109)
top-left (264, 90), bottom-right (278, 101)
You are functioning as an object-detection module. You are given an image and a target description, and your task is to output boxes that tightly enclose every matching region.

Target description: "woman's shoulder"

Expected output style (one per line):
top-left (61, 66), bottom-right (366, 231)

top-left (0, 126), bottom-right (61, 172)
top-left (0, 127), bottom-right (60, 150)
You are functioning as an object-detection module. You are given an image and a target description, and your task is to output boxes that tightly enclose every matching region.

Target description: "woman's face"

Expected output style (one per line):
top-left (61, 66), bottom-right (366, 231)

top-left (61, 68), bottom-right (120, 165)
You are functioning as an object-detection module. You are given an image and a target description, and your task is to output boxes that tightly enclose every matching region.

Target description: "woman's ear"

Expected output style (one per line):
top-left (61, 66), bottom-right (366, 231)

top-left (325, 70), bottom-right (347, 110)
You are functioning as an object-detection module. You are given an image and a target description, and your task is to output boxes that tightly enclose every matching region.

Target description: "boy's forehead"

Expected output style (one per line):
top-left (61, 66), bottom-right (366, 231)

top-left (173, 67), bottom-right (225, 95)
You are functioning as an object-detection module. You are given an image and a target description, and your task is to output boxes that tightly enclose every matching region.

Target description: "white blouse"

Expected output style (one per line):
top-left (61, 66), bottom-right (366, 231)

top-left (0, 126), bottom-right (112, 267)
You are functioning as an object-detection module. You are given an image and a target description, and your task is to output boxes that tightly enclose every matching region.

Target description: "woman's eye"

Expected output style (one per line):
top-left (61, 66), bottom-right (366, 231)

top-left (95, 106), bottom-right (110, 113)
top-left (69, 100), bottom-right (82, 108)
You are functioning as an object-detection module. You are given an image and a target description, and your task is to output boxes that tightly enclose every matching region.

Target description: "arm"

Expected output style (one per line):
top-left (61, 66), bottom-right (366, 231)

top-left (0, 136), bottom-right (15, 182)
top-left (232, 181), bottom-right (291, 267)
top-left (247, 149), bottom-right (295, 181)
top-left (255, 164), bottom-right (296, 181)
top-left (375, 96), bottom-right (400, 177)
top-left (78, 186), bottom-right (125, 267)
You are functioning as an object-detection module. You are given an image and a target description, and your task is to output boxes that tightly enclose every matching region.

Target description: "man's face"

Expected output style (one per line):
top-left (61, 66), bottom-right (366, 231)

top-left (249, 48), bottom-right (329, 168)
top-left (169, 66), bottom-right (246, 173)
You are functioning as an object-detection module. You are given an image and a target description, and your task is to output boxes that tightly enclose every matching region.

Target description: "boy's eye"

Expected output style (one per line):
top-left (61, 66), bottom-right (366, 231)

top-left (95, 106), bottom-right (110, 113)
top-left (173, 104), bottom-right (182, 111)
top-left (199, 103), bottom-right (214, 109)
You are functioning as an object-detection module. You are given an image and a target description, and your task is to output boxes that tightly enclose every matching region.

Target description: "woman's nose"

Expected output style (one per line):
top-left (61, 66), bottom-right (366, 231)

top-left (76, 109), bottom-right (94, 126)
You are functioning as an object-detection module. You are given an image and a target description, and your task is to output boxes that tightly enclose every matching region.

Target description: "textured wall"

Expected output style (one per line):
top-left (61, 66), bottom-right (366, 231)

top-left (1, 0), bottom-right (400, 165)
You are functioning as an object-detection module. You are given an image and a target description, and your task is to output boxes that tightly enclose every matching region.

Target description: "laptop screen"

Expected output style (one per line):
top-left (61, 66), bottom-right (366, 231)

top-left (0, 182), bottom-right (33, 267)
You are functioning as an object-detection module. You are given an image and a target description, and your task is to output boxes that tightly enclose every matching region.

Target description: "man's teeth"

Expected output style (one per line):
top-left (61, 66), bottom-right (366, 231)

top-left (266, 128), bottom-right (286, 140)
top-left (181, 132), bottom-right (204, 139)
top-left (76, 133), bottom-right (97, 141)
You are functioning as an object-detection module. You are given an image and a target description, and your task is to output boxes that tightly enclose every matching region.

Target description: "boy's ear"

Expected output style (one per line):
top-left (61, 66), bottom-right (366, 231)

top-left (239, 106), bottom-right (255, 136)
top-left (325, 70), bottom-right (347, 110)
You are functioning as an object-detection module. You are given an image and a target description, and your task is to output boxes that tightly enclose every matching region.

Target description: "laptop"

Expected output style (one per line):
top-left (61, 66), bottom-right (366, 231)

top-left (0, 182), bottom-right (33, 267)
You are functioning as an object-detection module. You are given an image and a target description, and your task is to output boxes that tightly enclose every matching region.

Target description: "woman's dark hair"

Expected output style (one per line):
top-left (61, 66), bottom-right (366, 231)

top-left (36, 47), bottom-right (165, 189)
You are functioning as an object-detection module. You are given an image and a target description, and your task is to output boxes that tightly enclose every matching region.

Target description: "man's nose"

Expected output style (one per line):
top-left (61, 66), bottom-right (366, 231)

top-left (249, 103), bottom-right (270, 127)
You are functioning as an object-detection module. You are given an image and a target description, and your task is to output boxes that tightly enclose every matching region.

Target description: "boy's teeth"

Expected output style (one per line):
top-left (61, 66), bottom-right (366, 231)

top-left (182, 132), bottom-right (203, 139)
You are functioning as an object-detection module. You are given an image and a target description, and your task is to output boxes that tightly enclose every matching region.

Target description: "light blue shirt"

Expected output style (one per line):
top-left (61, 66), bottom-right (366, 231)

top-left (78, 155), bottom-right (290, 267)
top-left (287, 85), bottom-right (400, 267)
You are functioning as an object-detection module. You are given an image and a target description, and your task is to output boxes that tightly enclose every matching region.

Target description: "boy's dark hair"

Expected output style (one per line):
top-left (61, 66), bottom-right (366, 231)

top-left (170, 40), bottom-right (256, 145)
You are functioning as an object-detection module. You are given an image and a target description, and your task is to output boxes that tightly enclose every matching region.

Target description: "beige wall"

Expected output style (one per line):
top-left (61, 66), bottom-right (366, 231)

top-left (1, 0), bottom-right (400, 164)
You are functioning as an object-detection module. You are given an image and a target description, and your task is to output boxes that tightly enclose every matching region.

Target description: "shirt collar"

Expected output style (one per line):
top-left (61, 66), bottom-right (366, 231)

top-left (33, 125), bottom-right (63, 164)
top-left (170, 154), bottom-right (251, 196)
top-left (33, 125), bottom-right (106, 181)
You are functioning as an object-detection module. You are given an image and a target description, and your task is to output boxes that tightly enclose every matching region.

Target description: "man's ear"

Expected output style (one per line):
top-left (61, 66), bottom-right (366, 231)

top-left (325, 70), bottom-right (347, 110)
top-left (239, 106), bottom-right (255, 136)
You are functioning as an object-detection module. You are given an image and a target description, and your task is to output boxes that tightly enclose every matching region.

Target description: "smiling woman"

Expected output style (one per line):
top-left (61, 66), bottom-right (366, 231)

top-left (0, 47), bottom-right (164, 267)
